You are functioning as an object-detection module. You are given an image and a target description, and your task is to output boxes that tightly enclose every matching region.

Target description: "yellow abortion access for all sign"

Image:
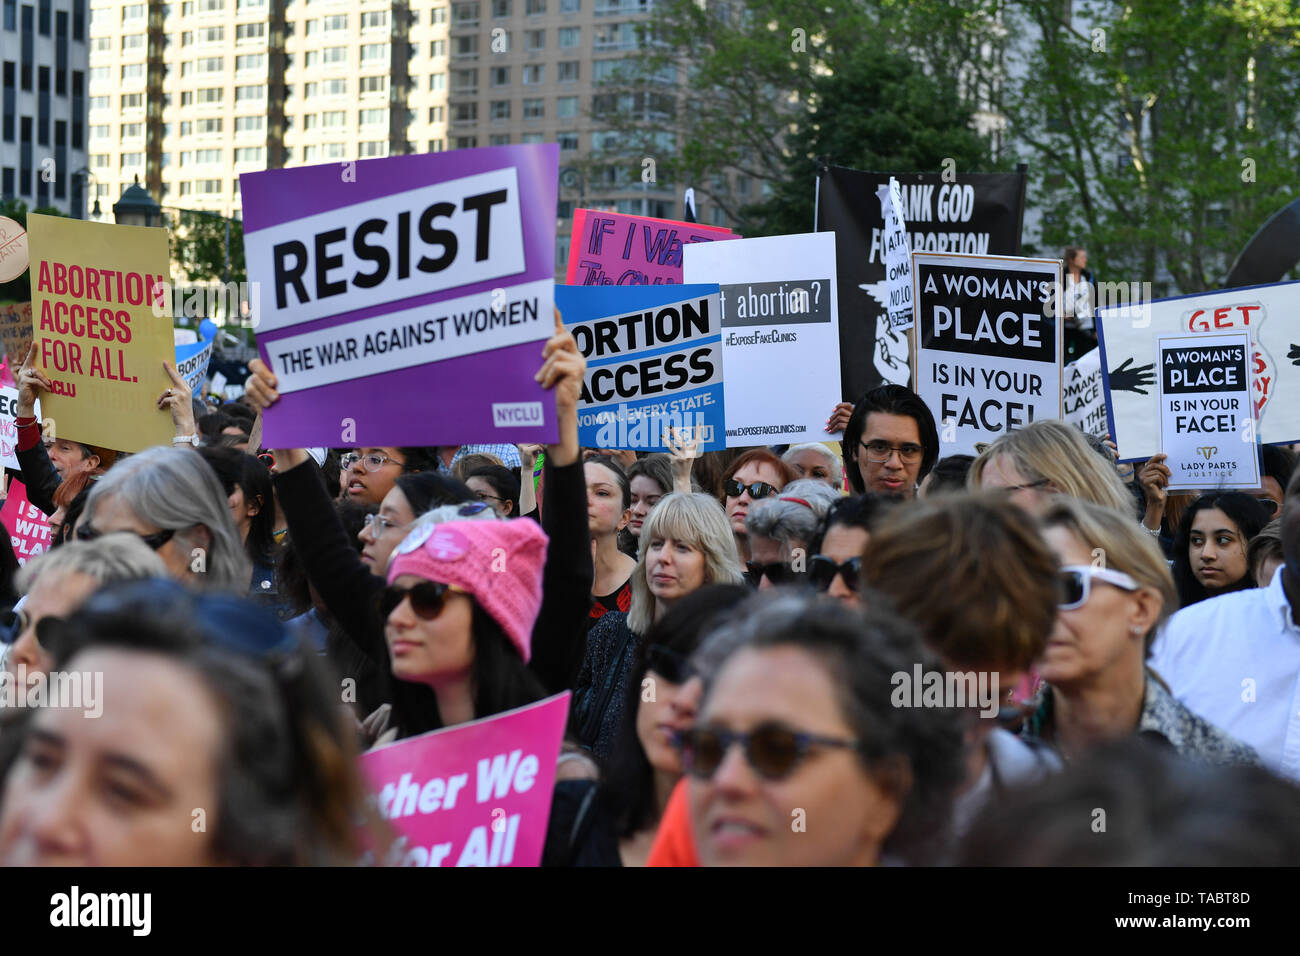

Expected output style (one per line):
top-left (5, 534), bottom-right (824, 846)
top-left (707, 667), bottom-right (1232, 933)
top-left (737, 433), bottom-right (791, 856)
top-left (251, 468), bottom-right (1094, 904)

top-left (27, 215), bottom-right (174, 453)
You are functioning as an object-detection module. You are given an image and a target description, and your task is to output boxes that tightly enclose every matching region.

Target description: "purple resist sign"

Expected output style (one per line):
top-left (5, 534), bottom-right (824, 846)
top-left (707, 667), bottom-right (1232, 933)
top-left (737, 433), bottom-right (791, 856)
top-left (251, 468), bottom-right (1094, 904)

top-left (241, 146), bottom-right (559, 448)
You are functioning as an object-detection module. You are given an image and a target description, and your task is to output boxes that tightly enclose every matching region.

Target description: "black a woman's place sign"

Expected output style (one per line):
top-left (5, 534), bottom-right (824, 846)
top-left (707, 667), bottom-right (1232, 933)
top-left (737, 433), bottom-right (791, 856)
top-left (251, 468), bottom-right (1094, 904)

top-left (911, 252), bottom-right (1063, 456)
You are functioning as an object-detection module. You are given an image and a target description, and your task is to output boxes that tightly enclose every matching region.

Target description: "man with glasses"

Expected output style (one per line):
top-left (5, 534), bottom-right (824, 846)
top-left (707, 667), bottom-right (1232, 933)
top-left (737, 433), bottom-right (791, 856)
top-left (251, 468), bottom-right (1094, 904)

top-left (840, 384), bottom-right (939, 500)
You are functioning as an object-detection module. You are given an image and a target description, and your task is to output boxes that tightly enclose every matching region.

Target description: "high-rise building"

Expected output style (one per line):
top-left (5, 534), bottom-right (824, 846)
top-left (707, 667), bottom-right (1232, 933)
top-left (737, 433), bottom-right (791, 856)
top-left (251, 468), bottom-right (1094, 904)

top-left (1, 0), bottom-right (91, 216)
top-left (86, 0), bottom-right (684, 269)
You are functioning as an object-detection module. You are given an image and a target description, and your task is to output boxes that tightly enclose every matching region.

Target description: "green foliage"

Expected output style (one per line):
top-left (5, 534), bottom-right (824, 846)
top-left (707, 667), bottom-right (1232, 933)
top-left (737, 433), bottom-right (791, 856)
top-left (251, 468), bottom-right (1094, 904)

top-left (1005, 0), bottom-right (1300, 290)
top-left (0, 199), bottom-right (68, 303)
top-left (751, 46), bottom-right (996, 237)
top-left (168, 209), bottom-right (246, 285)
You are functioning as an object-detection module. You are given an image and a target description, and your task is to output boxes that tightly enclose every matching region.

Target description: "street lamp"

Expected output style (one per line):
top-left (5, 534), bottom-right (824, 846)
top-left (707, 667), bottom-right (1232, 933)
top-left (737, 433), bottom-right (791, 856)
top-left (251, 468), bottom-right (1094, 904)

top-left (71, 168), bottom-right (102, 219)
top-left (111, 175), bottom-right (164, 227)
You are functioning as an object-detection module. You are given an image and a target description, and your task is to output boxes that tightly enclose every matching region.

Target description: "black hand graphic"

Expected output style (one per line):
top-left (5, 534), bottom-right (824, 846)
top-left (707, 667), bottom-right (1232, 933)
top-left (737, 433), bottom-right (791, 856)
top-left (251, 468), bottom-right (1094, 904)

top-left (1109, 357), bottom-right (1155, 395)
top-left (1289, 343), bottom-right (1300, 366)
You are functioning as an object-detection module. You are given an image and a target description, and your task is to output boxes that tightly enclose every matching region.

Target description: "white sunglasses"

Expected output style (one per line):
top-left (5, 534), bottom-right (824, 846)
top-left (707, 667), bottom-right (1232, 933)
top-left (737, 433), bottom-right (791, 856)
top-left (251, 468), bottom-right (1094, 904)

top-left (1058, 564), bottom-right (1139, 610)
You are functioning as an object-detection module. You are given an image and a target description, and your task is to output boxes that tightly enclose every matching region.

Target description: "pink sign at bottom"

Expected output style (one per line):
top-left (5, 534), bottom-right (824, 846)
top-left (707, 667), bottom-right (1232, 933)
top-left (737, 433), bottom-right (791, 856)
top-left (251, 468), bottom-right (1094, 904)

top-left (1, 480), bottom-right (52, 565)
top-left (360, 692), bottom-right (570, 867)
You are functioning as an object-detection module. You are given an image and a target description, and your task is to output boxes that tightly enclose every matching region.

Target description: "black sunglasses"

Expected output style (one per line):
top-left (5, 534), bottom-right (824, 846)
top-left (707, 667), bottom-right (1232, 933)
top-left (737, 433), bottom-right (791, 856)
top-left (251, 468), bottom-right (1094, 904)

top-left (75, 523), bottom-right (176, 551)
top-left (723, 479), bottom-right (776, 501)
top-left (745, 561), bottom-right (803, 587)
top-left (807, 555), bottom-right (860, 593)
top-left (380, 580), bottom-right (459, 621)
top-left (644, 644), bottom-right (694, 684)
top-left (673, 722), bottom-right (863, 781)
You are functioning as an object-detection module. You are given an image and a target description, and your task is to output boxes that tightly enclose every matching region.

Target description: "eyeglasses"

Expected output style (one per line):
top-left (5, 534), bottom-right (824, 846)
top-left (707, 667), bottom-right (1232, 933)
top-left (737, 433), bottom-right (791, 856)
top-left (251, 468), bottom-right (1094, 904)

top-left (808, 555), bottom-right (860, 592)
top-left (474, 491), bottom-right (506, 504)
top-left (75, 523), bottom-right (176, 551)
top-left (859, 440), bottom-right (924, 464)
top-left (745, 561), bottom-right (804, 587)
top-left (1058, 564), bottom-right (1140, 610)
top-left (723, 479), bottom-right (776, 501)
top-left (644, 644), bottom-right (694, 684)
top-left (380, 580), bottom-right (465, 621)
top-left (341, 452), bottom-right (402, 473)
top-left (673, 722), bottom-right (863, 781)
top-left (362, 513), bottom-right (402, 536)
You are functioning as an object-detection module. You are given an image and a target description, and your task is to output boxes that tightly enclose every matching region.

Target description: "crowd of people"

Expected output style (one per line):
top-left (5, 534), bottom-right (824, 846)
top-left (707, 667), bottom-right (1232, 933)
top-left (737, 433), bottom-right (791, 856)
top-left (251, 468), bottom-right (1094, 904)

top-left (0, 310), bottom-right (1297, 868)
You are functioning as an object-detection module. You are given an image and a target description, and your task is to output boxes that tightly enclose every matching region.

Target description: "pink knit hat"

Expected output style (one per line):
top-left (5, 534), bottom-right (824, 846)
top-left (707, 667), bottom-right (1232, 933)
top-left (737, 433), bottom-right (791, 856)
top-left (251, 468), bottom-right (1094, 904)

top-left (386, 518), bottom-right (549, 662)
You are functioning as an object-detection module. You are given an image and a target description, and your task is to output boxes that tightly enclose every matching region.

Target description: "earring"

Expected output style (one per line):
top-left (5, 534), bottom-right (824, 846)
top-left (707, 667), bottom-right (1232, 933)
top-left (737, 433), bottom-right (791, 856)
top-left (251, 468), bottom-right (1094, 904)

top-left (1131, 625), bottom-right (1144, 636)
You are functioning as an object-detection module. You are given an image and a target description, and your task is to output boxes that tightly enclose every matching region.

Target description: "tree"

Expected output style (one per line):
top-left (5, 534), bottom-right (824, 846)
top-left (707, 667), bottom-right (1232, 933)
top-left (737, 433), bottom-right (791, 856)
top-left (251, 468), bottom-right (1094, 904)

top-left (1004, 0), bottom-right (1300, 291)
top-left (751, 45), bottom-right (996, 237)
top-left (0, 199), bottom-right (68, 303)
top-left (598, 0), bottom-right (1008, 236)
top-left (168, 209), bottom-right (246, 286)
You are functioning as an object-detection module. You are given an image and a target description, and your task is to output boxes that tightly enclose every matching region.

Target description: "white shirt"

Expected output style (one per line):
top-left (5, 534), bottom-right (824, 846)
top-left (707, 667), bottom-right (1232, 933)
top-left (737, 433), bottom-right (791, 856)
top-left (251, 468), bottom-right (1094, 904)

top-left (1149, 568), bottom-right (1300, 780)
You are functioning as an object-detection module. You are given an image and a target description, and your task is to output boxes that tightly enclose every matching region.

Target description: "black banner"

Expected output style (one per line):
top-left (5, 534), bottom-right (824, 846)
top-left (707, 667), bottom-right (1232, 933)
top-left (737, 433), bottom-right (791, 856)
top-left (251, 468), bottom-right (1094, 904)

top-left (817, 164), bottom-right (1028, 400)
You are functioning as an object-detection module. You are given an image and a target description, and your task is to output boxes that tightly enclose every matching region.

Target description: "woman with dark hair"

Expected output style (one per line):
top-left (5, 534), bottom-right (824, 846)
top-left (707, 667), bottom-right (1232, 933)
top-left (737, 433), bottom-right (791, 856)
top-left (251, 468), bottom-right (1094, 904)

top-left (586, 455), bottom-right (637, 626)
top-left (197, 447), bottom-right (280, 601)
top-left (626, 454), bottom-right (676, 545)
top-left (1171, 492), bottom-right (1272, 607)
top-left (602, 584), bottom-right (750, 866)
top-left (358, 470), bottom-right (478, 575)
top-left (0, 578), bottom-right (383, 866)
top-left (465, 464), bottom-right (521, 518)
top-left (838, 384), bottom-right (939, 499)
top-left (670, 591), bottom-right (966, 866)
top-left (808, 493), bottom-right (898, 606)
top-left (919, 454), bottom-right (976, 497)
top-left (718, 449), bottom-right (795, 564)
top-left (243, 309), bottom-right (594, 708)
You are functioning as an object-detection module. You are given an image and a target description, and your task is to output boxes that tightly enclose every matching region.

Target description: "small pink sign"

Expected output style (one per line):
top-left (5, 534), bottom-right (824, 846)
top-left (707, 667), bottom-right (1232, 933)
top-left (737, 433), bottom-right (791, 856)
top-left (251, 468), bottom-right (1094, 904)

top-left (566, 209), bottom-right (737, 286)
top-left (360, 692), bottom-right (570, 867)
top-left (1, 480), bottom-right (53, 565)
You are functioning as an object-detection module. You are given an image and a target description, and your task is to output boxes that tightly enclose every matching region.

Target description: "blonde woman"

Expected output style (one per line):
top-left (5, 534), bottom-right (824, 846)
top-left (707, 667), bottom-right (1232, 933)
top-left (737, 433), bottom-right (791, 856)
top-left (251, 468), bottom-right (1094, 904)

top-left (1021, 497), bottom-right (1257, 766)
top-left (969, 420), bottom-right (1135, 516)
top-left (574, 492), bottom-right (745, 759)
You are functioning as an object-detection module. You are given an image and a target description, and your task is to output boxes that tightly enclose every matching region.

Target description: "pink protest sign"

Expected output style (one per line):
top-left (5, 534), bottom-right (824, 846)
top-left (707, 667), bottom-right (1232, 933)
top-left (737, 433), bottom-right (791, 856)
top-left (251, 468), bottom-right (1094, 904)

top-left (360, 692), bottom-right (570, 867)
top-left (1, 481), bottom-right (53, 565)
top-left (566, 209), bottom-right (737, 286)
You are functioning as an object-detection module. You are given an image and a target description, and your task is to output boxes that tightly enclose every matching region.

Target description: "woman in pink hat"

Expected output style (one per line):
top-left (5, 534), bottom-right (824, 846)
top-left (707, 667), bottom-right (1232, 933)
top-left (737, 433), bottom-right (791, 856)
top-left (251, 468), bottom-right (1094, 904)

top-left (381, 511), bottom-right (551, 734)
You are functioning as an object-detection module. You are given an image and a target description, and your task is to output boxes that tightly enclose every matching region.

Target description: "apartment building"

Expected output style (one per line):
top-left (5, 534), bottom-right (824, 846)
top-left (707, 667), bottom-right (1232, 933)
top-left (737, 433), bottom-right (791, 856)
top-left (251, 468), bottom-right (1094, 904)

top-left (85, 0), bottom-right (687, 267)
top-left (0, 0), bottom-right (91, 216)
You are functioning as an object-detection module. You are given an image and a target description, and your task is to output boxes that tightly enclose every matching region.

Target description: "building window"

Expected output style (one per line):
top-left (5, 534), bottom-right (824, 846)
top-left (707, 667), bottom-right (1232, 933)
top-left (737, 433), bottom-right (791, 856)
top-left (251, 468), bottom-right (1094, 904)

top-left (452, 2), bottom-right (478, 27)
top-left (556, 95), bottom-right (577, 117)
top-left (121, 32), bottom-right (145, 50)
top-left (453, 35), bottom-right (477, 57)
top-left (430, 7), bottom-right (446, 23)
top-left (197, 179), bottom-right (222, 195)
top-left (558, 26), bottom-right (579, 47)
top-left (236, 22), bottom-right (264, 40)
top-left (454, 136), bottom-right (477, 149)
top-left (121, 3), bottom-right (144, 23)
top-left (560, 0), bottom-right (579, 10)
top-left (119, 122), bottom-right (143, 137)
top-left (489, 133), bottom-right (510, 145)
top-left (522, 63), bottom-right (542, 84)
top-left (429, 73), bottom-right (445, 91)
top-left (359, 107), bottom-right (386, 126)
top-left (491, 0), bottom-right (510, 16)
top-left (358, 75), bottom-right (385, 95)
top-left (235, 84), bottom-right (265, 101)
top-left (525, 0), bottom-right (544, 13)
top-left (451, 68), bottom-right (476, 93)
top-left (523, 97), bottom-right (543, 118)
top-left (453, 102), bottom-right (477, 122)
top-left (120, 152), bottom-right (144, 168)
top-left (179, 182), bottom-right (192, 196)
top-left (429, 39), bottom-right (446, 57)
top-left (197, 117), bottom-right (222, 133)
top-left (428, 105), bottom-right (444, 122)
top-left (235, 115), bottom-right (264, 132)
top-left (321, 110), bottom-right (345, 127)
top-left (558, 132), bottom-right (578, 150)
top-left (234, 146), bottom-right (264, 163)
top-left (360, 10), bottom-right (387, 29)
top-left (525, 28), bottom-right (544, 50)
top-left (359, 141), bottom-right (386, 157)
top-left (121, 93), bottom-right (143, 108)
top-left (120, 63), bottom-right (145, 80)
top-left (490, 65), bottom-right (509, 86)
top-left (490, 99), bottom-right (510, 120)
top-left (428, 138), bottom-right (445, 152)
top-left (557, 60), bottom-right (578, 82)
top-left (195, 148), bottom-right (221, 163)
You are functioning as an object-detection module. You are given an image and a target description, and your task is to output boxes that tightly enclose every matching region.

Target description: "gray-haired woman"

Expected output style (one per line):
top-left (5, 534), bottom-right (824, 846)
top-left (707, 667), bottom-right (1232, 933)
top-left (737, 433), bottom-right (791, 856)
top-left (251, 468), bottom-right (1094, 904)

top-left (744, 477), bottom-right (840, 589)
top-left (77, 446), bottom-right (251, 593)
